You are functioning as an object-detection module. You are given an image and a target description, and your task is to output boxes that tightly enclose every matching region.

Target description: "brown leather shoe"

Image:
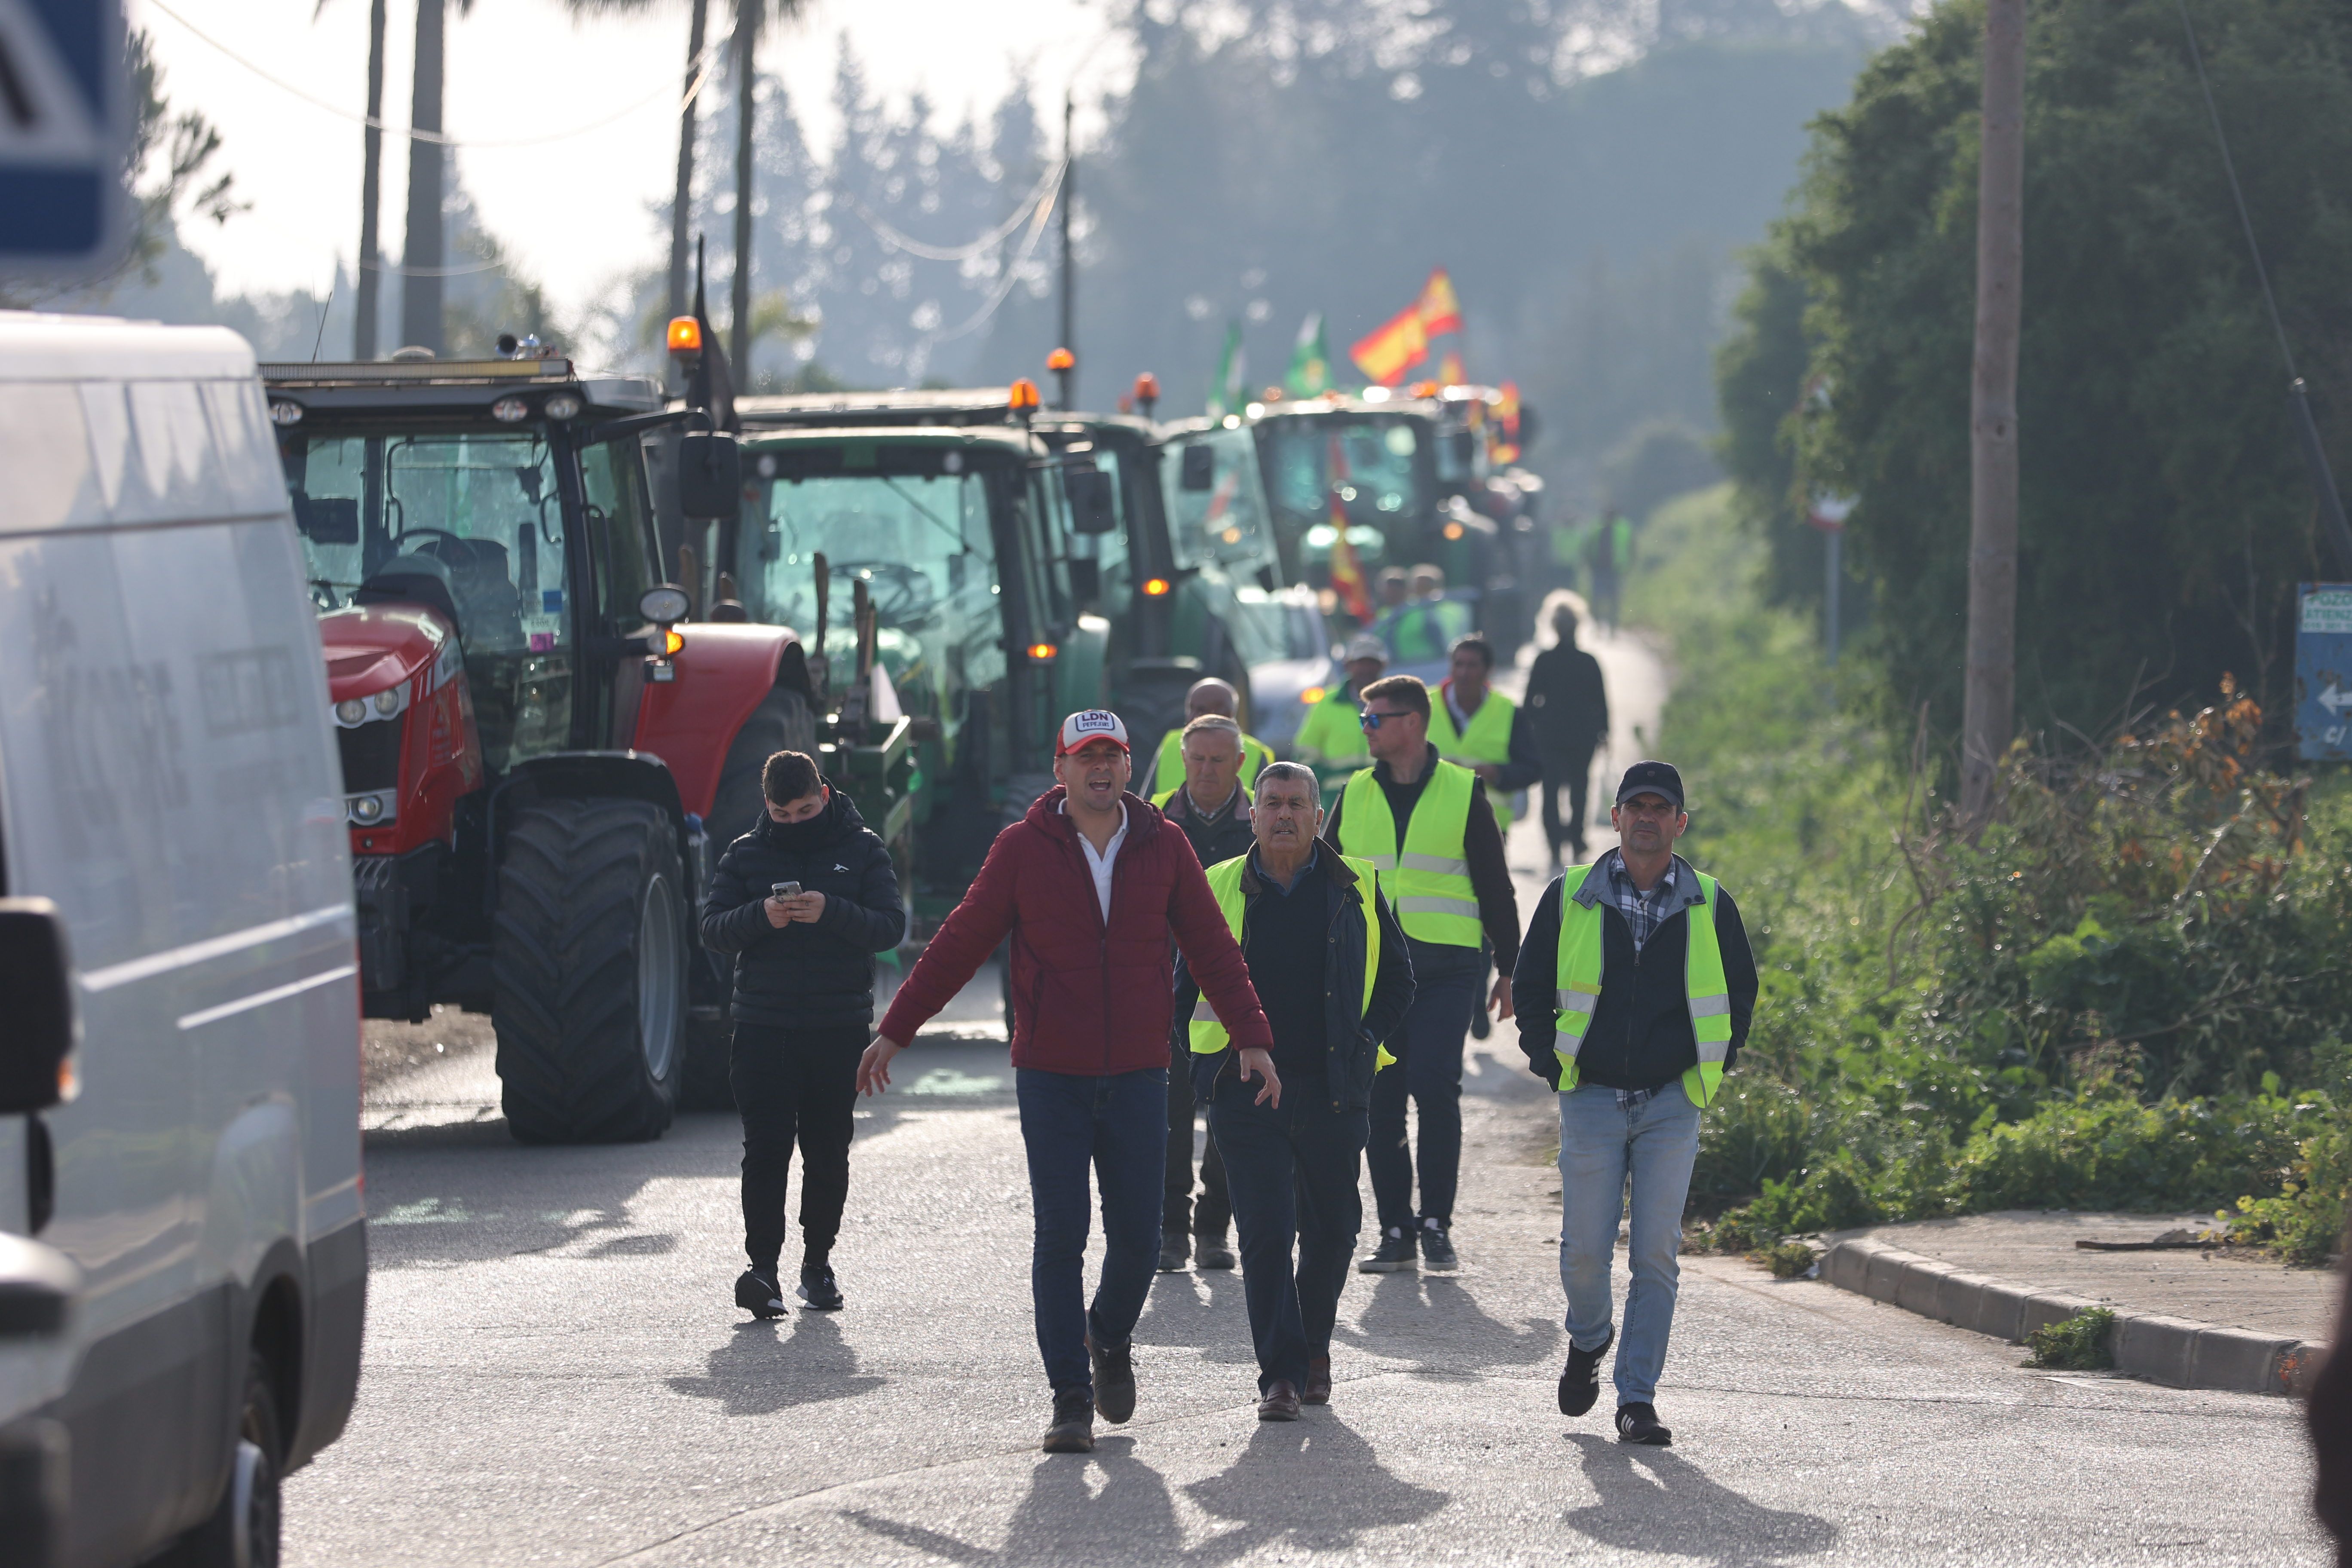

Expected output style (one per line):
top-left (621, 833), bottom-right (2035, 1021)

top-left (1257, 1380), bottom-right (1302, 1421)
top-left (1304, 1357), bottom-right (1332, 1406)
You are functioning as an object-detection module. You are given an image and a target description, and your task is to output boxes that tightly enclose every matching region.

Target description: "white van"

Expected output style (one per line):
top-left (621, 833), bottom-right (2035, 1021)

top-left (0, 313), bottom-right (364, 1567)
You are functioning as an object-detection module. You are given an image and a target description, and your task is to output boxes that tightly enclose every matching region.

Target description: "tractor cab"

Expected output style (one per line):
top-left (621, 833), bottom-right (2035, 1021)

top-left (721, 417), bottom-right (1105, 915)
top-left (265, 352), bottom-right (807, 1142)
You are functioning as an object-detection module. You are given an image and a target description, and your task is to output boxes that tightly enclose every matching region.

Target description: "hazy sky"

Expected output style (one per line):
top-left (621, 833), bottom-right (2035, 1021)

top-left (131, 0), bottom-right (1129, 315)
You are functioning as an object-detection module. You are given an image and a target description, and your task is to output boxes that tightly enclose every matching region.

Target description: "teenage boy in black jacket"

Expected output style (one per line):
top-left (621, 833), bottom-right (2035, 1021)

top-left (701, 750), bottom-right (906, 1318)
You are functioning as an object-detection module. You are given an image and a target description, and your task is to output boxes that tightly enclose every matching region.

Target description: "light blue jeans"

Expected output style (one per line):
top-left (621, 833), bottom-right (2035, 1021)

top-left (1558, 1079), bottom-right (1701, 1406)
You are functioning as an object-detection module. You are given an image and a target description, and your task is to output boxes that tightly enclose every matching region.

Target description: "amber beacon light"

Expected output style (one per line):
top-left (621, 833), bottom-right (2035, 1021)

top-left (1008, 378), bottom-right (1041, 413)
top-left (667, 316), bottom-right (703, 355)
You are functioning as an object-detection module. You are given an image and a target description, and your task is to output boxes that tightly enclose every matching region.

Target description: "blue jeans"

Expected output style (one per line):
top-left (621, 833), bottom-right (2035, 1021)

top-left (1015, 1066), bottom-right (1168, 1398)
top-left (1557, 1079), bottom-right (1701, 1405)
top-left (1369, 939), bottom-right (1481, 1232)
top-left (1208, 1072), bottom-right (1370, 1393)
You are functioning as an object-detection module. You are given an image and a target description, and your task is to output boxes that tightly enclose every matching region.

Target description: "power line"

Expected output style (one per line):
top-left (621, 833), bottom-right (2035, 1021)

top-left (919, 173), bottom-right (1061, 347)
top-left (851, 157), bottom-right (1066, 262)
top-left (144, 0), bottom-right (722, 150)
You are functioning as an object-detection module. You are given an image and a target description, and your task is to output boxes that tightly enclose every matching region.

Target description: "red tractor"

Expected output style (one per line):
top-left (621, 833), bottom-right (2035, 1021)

top-left (262, 349), bottom-right (891, 1141)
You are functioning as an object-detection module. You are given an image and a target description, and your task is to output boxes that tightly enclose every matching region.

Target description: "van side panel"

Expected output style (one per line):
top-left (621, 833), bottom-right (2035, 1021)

top-left (0, 349), bottom-right (365, 1564)
top-left (293, 1218), bottom-right (366, 1469)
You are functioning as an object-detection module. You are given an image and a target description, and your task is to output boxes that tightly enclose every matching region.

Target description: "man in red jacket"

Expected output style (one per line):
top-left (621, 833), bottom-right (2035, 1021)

top-left (858, 710), bottom-right (1273, 1455)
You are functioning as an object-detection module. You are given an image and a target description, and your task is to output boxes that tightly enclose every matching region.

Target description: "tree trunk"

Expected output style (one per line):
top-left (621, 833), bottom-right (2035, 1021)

top-left (729, 0), bottom-right (757, 378)
top-left (398, 0), bottom-right (446, 355)
top-left (1960, 0), bottom-right (2024, 833)
top-left (353, 0), bottom-right (387, 359)
top-left (667, 0), bottom-right (710, 325)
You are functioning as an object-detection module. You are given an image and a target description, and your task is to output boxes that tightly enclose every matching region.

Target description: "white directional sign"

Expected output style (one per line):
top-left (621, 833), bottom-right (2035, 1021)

top-left (0, 0), bottom-right (126, 277)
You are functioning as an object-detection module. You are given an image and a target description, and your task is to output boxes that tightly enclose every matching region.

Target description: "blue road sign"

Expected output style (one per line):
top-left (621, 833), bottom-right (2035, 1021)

top-left (2295, 583), bottom-right (2352, 762)
top-left (0, 0), bottom-right (127, 277)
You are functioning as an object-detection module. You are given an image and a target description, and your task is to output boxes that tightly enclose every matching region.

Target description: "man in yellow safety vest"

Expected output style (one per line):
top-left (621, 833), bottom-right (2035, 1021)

top-left (1292, 634), bottom-right (1387, 784)
top-left (1141, 677), bottom-right (1272, 804)
top-left (1510, 760), bottom-right (1757, 1449)
top-left (1322, 675), bottom-right (1519, 1275)
top-left (1425, 633), bottom-right (1542, 826)
top-left (1174, 762), bottom-right (1414, 1418)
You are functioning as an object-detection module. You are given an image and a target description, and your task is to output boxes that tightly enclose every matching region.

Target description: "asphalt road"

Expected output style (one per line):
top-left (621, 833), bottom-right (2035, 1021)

top-left (286, 628), bottom-right (2329, 1564)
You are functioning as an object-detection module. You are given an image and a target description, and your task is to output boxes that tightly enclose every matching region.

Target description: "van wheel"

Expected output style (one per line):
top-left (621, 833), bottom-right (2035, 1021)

top-left (707, 689), bottom-right (816, 848)
top-left (494, 797), bottom-right (686, 1143)
top-left (176, 1350), bottom-right (282, 1568)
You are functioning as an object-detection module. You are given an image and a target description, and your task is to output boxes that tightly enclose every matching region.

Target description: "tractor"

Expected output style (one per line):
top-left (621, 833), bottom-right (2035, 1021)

top-left (262, 346), bottom-right (888, 1139)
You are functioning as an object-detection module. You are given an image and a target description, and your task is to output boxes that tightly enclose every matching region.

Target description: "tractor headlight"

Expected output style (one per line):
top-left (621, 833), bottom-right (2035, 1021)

top-left (335, 699), bottom-right (367, 726)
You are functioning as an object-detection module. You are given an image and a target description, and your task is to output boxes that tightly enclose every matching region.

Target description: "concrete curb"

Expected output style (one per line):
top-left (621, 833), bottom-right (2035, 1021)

top-left (1819, 1237), bottom-right (2328, 1396)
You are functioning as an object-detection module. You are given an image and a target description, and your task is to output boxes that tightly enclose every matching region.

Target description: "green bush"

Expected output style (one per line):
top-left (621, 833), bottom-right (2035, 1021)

top-left (1626, 484), bottom-right (2352, 1259)
top-left (2026, 1308), bottom-right (2116, 1372)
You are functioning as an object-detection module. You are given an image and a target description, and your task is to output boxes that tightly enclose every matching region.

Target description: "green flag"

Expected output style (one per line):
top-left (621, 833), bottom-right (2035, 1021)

top-left (1207, 321), bottom-right (1247, 417)
top-left (1285, 312), bottom-right (1332, 398)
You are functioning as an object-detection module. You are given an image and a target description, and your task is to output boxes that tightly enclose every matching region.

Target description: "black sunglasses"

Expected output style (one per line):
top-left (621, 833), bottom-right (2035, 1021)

top-left (1359, 709), bottom-right (1411, 730)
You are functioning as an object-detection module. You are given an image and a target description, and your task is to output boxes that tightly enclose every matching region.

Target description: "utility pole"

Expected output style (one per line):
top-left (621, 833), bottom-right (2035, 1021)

top-left (352, 0), bottom-right (386, 359)
top-left (1960, 0), bottom-right (2025, 833)
top-left (729, 0), bottom-right (758, 380)
top-left (668, 0), bottom-right (710, 324)
top-left (398, 0), bottom-right (446, 355)
top-left (1056, 90), bottom-right (1075, 410)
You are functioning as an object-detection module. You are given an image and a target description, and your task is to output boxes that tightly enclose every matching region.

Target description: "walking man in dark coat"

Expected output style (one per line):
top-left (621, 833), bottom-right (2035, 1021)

top-left (701, 750), bottom-right (908, 1320)
top-left (1525, 597), bottom-right (1611, 867)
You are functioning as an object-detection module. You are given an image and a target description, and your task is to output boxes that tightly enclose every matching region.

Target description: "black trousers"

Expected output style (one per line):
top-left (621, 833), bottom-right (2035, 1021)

top-left (1541, 741), bottom-right (1599, 859)
top-left (1369, 940), bottom-right (1480, 1232)
top-left (1164, 1031), bottom-right (1231, 1238)
top-left (1210, 1072), bottom-right (1369, 1393)
top-left (731, 1021), bottom-right (866, 1273)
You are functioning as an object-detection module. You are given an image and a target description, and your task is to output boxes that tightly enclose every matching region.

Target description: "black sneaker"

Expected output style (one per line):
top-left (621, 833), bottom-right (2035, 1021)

top-left (1088, 1334), bottom-right (1137, 1424)
top-left (1194, 1234), bottom-right (1236, 1271)
top-left (1419, 1222), bottom-right (1459, 1271)
top-left (734, 1268), bottom-right (786, 1320)
top-left (1557, 1326), bottom-right (1614, 1416)
top-left (1615, 1401), bottom-right (1672, 1446)
top-left (1357, 1226), bottom-right (1418, 1273)
top-left (797, 1263), bottom-right (843, 1311)
top-left (1042, 1392), bottom-right (1095, 1453)
top-left (1158, 1231), bottom-right (1190, 1272)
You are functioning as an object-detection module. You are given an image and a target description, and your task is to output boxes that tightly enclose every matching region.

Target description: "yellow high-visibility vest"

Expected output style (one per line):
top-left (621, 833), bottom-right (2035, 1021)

top-left (1335, 760), bottom-right (1481, 947)
top-left (1188, 852), bottom-right (1390, 1071)
top-left (1551, 863), bottom-right (1731, 1108)
top-left (1294, 682), bottom-right (1369, 766)
top-left (1150, 728), bottom-right (1271, 807)
top-left (1427, 686), bottom-right (1519, 827)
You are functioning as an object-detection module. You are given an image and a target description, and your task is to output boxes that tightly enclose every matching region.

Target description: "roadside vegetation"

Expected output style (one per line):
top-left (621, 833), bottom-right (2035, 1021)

top-left (1624, 486), bottom-right (2350, 1267)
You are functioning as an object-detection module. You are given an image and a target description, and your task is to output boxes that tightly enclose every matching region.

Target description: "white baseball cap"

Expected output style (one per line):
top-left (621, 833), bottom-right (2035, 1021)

top-left (1055, 709), bottom-right (1131, 757)
top-left (1343, 633), bottom-right (1387, 662)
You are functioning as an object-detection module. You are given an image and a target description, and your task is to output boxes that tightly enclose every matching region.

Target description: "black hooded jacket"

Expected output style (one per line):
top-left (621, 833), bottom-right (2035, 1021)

top-left (699, 789), bottom-right (907, 1029)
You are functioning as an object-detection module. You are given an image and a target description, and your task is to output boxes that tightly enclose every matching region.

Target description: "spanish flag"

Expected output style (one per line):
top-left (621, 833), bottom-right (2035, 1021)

top-left (1437, 349), bottom-right (1467, 387)
top-left (1325, 437), bottom-right (1374, 619)
top-left (1417, 269), bottom-right (1463, 336)
top-left (1349, 302), bottom-right (1427, 387)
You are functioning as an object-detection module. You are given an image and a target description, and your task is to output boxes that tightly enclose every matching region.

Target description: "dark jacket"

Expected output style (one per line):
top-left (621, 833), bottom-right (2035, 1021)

top-left (878, 787), bottom-right (1271, 1073)
top-left (699, 790), bottom-right (908, 1029)
top-left (1161, 781), bottom-right (1256, 873)
top-left (1525, 643), bottom-right (1609, 763)
top-left (1320, 744), bottom-right (1520, 973)
top-left (1175, 850), bottom-right (1415, 1112)
top-left (1510, 852), bottom-right (1758, 1092)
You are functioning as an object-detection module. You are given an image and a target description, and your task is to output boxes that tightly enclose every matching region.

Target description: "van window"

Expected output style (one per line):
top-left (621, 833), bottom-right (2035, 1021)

top-left (282, 430), bottom-right (571, 773)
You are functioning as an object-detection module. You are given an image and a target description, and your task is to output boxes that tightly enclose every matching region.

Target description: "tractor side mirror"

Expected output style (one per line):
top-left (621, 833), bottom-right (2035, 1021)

top-left (1179, 444), bottom-right (1215, 492)
top-left (1066, 465), bottom-right (1118, 535)
top-left (0, 902), bottom-right (77, 1116)
top-left (677, 432), bottom-right (742, 520)
top-left (1443, 429), bottom-right (1477, 473)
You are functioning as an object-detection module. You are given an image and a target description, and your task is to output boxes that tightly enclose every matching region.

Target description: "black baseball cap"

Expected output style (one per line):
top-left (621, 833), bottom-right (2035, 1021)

top-left (1615, 760), bottom-right (1685, 811)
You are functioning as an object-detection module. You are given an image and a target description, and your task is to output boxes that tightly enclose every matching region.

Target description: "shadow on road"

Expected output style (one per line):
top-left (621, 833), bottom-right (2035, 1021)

top-left (667, 1315), bottom-right (885, 1415)
top-left (839, 1417), bottom-right (1447, 1564)
top-left (1333, 1270), bottom-right (1559, 1371)
top-left (1561, 1433), bottom-right (1838, 1563)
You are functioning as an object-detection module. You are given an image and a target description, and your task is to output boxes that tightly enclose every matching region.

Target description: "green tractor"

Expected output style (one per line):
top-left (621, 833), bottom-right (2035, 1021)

top-left (705, 410), bottom-right (1110, 922)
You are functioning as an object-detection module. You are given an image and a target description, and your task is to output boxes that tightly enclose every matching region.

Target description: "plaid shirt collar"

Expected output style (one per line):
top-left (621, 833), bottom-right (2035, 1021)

top-left (1601, 848), bottom-right (1678, 952)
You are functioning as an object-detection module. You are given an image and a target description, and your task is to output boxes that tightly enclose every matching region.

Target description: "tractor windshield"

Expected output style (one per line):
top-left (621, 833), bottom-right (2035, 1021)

top-left (281, 429), bottom-right (574, 771)
top-left (1258, 415), bottom-right (1430, 531)
top-left (747, 468), bottom-right (1001, 640)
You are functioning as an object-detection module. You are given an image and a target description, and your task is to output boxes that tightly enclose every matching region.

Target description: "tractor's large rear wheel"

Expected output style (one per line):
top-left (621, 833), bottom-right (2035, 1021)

top-left (707, 688), bottom-right (817, 848)
top-left (493, 796), bottom-right (686, 1143)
